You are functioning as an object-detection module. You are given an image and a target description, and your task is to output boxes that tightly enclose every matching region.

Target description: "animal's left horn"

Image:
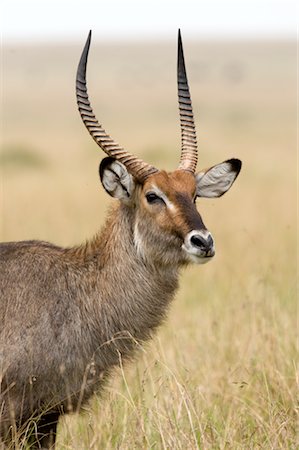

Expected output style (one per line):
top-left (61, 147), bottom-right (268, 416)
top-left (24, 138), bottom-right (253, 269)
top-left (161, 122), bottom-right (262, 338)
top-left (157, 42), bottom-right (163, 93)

top-left (76, 30), bottom-right (158, 182)
top-left (177, 29), bottom-right (198, 173)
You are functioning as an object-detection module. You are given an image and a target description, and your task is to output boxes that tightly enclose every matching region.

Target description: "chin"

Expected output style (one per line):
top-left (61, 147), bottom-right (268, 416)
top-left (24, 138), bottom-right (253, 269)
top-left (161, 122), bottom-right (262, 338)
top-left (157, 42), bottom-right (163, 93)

top-left (184, 253), bottom-right (215, 265)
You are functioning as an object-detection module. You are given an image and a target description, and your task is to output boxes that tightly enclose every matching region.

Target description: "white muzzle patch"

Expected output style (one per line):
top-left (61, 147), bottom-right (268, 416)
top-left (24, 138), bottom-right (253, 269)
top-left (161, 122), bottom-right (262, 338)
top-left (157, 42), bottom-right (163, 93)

top-left (182, 230), bottom-right (215, 264)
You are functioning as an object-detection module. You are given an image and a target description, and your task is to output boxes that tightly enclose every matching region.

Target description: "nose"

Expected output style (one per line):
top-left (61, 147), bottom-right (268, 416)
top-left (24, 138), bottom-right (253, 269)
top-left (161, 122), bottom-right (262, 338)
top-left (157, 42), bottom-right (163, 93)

top-left (190, 233), bottom-right (214, 252)
top-left (186, 230), bottom-right (215, 257)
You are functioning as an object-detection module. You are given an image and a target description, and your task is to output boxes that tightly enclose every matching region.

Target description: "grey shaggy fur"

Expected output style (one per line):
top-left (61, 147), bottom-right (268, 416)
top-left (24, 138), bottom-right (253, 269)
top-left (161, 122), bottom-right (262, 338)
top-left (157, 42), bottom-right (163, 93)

top-left (0, 155), bottom-right (241, 449)
top-left (0, 203), bottom-right (181, 448)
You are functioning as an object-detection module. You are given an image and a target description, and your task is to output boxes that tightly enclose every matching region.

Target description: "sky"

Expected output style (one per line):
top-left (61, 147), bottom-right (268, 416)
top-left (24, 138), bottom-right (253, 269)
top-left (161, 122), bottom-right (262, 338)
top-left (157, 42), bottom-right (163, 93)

top-left (1, 0), bottom-right (297, 43)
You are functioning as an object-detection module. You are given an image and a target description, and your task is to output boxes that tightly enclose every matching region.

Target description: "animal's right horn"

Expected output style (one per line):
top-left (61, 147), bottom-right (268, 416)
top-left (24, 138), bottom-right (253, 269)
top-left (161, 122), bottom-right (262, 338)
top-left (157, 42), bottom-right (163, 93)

top-left (76, 31), bottom-right (158, 183)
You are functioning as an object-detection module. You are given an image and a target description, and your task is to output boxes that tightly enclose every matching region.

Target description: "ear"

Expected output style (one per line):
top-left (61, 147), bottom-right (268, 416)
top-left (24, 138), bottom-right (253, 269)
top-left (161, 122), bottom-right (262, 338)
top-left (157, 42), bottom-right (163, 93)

top-left (99, 157), bottom-right (135, 202)
top-left (196, 158), bottom-right (242, 198)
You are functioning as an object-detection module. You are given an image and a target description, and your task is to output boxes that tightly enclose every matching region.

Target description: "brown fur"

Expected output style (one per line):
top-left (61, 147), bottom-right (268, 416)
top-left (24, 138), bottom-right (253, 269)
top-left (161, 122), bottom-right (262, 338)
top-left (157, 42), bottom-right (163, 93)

top-left (142, 170), bottom-right (204, 239)
top-left (0, 155), bottom-right (242, 449)
top-left (0, 170), bottom-right (209, 448)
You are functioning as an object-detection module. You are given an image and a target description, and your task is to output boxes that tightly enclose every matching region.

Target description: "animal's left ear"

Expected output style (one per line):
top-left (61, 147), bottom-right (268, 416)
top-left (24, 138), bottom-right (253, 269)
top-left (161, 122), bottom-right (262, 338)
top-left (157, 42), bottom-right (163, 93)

top-left (196, 158), bottom-right (242, 198)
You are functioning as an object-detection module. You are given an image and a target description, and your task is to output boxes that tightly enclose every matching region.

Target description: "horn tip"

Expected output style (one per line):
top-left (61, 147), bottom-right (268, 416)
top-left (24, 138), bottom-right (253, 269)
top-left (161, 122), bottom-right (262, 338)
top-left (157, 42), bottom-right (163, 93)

top-left (178, 29), bottom-right (182, 43)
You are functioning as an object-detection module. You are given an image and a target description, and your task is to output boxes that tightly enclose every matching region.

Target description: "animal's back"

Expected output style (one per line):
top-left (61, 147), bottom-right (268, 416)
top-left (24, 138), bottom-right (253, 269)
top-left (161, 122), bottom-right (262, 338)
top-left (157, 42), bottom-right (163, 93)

top-left (0, 240), bottom-right (91, 427)
top-left (0, 240), bottom-right (66, 326)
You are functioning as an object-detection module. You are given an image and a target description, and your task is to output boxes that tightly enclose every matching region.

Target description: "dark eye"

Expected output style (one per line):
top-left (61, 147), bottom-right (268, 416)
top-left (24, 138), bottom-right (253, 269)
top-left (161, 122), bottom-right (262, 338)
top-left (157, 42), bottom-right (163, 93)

top-left (145, 192), bottom-right (163, 204)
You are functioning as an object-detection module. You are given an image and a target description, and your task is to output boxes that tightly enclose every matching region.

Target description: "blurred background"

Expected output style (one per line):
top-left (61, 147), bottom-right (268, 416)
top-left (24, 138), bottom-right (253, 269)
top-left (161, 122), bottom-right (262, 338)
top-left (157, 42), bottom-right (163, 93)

top-left (1, 0), bottom-right (297, 448)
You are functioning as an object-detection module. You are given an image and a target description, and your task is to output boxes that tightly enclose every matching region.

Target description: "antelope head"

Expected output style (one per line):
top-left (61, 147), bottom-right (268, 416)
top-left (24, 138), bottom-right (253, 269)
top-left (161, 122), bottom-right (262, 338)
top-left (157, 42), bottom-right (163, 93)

top-left (76, 30), bottom-right (242, 266)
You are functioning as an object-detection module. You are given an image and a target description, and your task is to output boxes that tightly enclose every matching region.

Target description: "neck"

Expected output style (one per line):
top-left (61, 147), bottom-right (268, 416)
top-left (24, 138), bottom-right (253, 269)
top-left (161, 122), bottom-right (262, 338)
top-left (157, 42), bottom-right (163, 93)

top-left (69, 203), bottom-right (180, 368)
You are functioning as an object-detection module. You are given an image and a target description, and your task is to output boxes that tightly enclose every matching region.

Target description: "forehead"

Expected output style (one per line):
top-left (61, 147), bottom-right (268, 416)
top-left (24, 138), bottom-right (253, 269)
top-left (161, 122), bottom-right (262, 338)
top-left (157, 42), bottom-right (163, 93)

top-left (144, 170), bottom-right (196, 196)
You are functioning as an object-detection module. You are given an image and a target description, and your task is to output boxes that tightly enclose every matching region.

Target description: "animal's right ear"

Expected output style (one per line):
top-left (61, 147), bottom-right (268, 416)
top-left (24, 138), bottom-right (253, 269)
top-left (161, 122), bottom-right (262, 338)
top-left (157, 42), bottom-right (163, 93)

top-left (99, 157), bottom-right (135, 202)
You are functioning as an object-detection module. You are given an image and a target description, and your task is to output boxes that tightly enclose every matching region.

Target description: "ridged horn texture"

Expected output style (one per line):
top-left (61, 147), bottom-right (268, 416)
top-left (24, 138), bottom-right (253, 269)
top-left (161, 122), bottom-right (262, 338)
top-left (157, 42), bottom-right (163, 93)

top-left (76, 31), bottom-right (158, 182)
top-left (177, 29), bottom-right (198, 173)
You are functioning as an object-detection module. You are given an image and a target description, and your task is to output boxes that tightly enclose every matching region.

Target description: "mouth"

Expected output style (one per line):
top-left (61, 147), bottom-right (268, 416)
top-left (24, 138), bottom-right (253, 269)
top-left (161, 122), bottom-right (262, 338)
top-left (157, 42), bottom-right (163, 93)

top-left (182, 244), bottom-right (215, 264)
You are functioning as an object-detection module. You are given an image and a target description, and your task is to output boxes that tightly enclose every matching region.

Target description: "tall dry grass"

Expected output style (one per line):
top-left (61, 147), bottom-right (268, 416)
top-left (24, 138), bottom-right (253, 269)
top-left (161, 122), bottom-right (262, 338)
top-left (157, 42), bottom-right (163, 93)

top-left (1, 39), bottom-right (297, 448)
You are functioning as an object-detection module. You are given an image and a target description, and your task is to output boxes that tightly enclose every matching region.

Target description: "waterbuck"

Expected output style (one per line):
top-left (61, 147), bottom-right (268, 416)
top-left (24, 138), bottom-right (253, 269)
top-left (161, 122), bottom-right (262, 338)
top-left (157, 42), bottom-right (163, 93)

top-left (0, 30), bottom-right (241, 449)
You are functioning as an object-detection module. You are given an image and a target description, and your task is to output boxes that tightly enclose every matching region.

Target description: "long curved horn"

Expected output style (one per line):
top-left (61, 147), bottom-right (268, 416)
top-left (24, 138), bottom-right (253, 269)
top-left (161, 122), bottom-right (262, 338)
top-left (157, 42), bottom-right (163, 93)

top-left (177, 29), bottom-right (198, 173)
top-left (76, 31), bottom-right (158, 182)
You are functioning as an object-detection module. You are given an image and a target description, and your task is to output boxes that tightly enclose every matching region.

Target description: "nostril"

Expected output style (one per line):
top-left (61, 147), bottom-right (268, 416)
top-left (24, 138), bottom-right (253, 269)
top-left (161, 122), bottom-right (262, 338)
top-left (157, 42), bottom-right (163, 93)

top-left (190, 234), bottom-right (207, 249)
top-left (206, 235), bottom-right (213, 248)
top-left (190, 233), bottom-right (214, 252)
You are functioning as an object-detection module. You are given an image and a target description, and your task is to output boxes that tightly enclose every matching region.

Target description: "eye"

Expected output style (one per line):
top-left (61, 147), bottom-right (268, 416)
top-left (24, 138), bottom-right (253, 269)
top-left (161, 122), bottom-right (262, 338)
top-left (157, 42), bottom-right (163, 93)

top-left (145, 192), bottom-right (164, 204)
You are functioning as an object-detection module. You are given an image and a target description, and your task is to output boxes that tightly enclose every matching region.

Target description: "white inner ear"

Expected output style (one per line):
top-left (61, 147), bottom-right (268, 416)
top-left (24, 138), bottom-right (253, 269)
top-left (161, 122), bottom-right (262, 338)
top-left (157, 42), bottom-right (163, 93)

top-left (196, 162), bottom-right (238, 198)
top-left (102, 161), bottom-right (134, 200)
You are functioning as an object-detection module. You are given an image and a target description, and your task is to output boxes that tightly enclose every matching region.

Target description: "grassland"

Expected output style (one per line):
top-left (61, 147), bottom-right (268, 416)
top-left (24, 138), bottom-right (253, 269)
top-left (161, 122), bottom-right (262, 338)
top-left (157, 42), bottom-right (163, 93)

top-left (1, 39), bottom-right (297, 449)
